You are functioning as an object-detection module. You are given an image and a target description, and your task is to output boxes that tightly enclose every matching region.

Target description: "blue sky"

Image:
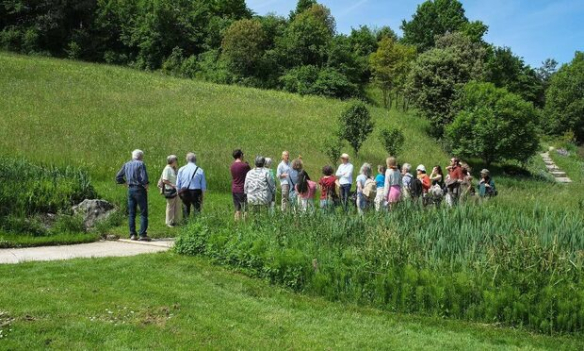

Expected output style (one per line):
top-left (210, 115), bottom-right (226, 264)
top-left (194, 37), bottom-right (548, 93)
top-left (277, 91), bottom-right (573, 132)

top-left (246, 0), bottom-right (584, 68)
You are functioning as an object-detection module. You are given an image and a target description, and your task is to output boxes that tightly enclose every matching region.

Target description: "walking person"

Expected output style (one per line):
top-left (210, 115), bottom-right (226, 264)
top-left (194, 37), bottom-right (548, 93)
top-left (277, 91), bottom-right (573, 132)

top-left (230, 149), bottom-right (250, 221)
top-left (276, 151), bottom-right (292, 212)
top-left (176, 153), bottom-right (207, 219)
top-left (374, 165), bottom-right (386, 211)
top-left (383, 157), bottom-right (402, 210)
top-left (335, 153), bottom-right (354, 211)
top-left (244, 156), bottom-right (276, 213)
top-left (116, 149), bottom-right (150, 241)
top-left (161, 155), bottom-right (181, 227)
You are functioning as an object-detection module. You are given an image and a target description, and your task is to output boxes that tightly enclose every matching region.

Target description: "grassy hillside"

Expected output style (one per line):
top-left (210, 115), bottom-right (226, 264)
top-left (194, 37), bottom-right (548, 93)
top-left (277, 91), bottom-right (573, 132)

top-left (0, 52), bottom-right (448, 188)
top-left (1, 52), bottom-right (582, 238)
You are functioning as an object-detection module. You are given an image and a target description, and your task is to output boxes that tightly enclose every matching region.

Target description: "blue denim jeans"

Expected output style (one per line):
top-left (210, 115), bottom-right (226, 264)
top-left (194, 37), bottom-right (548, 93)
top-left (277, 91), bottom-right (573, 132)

top-left (339, 184), bottom-right (351, 211)
top-left (128, 186), bottom-right (148, 236)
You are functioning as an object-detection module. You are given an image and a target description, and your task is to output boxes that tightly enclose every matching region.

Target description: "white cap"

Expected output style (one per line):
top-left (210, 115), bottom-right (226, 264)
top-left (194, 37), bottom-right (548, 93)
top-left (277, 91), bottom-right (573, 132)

top-left (341, 153), bottom-right (350, 160)
top-left (416, 164), bottom-right (426, 172)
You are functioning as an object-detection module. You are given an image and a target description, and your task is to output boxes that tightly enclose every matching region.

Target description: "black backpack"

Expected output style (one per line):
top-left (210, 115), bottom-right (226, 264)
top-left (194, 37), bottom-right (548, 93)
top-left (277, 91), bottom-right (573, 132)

top-left (409, 178), bottom-right (423, 198)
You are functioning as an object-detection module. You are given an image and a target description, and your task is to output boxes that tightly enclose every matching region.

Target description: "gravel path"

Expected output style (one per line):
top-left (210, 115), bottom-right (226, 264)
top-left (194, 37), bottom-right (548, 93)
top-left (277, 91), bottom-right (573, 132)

top-left (0, 239), bottom-right (174, 264)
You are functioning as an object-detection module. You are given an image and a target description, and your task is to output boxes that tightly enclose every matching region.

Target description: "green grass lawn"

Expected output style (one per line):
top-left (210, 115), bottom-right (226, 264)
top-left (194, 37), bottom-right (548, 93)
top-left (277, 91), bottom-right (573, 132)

top-left (0, 252), bottom-right (581, 350)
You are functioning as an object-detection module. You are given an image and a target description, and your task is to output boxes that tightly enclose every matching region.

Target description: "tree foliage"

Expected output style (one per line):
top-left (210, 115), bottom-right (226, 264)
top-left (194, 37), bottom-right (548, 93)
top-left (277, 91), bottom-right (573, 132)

top-left (448, 82), bottom-right (540, 166)
top-left (401, 0), bottom-right (487, 52)
top-left (407, 32), bottom-right (485, 137)
top-left (221, 19), bottom-right (266, 77)
top-left (545, 52), bottom-right (584, 143)
top-left (379, 128), bottom-right (405, 157)
top-left (484, 46), bottom-right (544, 107)
top-left (370, 36), bottom-right (416, 109)
top-left (279, 3), bottom-right (335, 67)
top-left (338, 101), bottom-right (374, 154)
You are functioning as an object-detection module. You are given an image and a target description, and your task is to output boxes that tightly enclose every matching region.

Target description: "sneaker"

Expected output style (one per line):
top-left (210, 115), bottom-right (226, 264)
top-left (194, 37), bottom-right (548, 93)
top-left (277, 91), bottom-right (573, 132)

top-left (138, 236), bottom-right (152, 242)
top-left (130, 235), bottom-right (138, 241)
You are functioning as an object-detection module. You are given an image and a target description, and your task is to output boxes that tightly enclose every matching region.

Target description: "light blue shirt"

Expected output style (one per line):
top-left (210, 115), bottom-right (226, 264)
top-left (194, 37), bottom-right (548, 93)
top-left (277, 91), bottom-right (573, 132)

top-left (276, 161), bottom-right (291, 186)
top-left (176, 163), bottom-right (207, 191)
top-left (336, 163), bottom-right (354, 185)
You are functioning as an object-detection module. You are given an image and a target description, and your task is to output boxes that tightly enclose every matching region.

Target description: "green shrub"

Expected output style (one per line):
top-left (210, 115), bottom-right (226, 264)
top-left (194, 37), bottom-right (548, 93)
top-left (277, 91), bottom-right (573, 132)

top-left (379, 127), bottom-right (405, 157)
top-left (0, 157), bottom-right (97, 223)
top-left (338, 101), bottom-right (374, 154)
top-left (176, 206), bottom-right (584, 334)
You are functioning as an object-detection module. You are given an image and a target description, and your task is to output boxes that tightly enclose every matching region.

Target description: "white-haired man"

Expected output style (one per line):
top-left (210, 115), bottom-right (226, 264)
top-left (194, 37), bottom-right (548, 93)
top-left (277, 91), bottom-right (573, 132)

top-left (116, 149), bottom-right (150, 241)
top-left (176, 152), bottom-right (207, 219)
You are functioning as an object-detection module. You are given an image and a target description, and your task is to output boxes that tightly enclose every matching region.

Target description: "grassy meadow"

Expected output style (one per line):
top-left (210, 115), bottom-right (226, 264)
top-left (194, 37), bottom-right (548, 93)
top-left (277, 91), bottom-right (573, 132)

top-left (0, 52), bottom-right (450, 239)
top-left (1, 52), bottom-right (582, 238)
top-left (1, 252), bottom-right (583, 350)
top-left (1, 52), bottom-right (584, 343)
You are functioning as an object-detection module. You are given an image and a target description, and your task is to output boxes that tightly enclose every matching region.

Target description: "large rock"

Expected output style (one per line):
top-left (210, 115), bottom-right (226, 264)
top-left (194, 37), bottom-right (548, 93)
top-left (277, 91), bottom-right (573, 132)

top-left (72, 199), bottom-right (115, 229)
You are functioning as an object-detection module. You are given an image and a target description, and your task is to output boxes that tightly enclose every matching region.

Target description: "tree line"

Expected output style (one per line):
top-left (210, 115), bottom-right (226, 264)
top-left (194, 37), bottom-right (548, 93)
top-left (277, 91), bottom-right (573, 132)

top-left (1, 0), bottom-right (582, 160)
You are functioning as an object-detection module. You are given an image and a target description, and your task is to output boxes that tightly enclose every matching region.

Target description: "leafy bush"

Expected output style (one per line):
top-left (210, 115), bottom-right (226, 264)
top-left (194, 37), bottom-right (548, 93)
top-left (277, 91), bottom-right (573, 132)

top-left (447, 82), bottom-right (540, 166)
top-left (176, 205), bottom-right (584, 334)
top-left (0, 158), bottom-right (97, 218)
top-left (338, 101), bottom-right (374, 154)
top-left (379, 127), bottom-right (405, 156)
top-left (281, 66), bottom-right (359, 99)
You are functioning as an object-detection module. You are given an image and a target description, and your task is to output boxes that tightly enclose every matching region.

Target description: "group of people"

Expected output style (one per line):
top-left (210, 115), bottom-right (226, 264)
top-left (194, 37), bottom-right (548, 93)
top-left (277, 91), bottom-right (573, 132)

top-left (116, 150), bottom-right (207, 241)
top-left (115, 148), bottom-right (497, 240)
top-left (229, 150), bottom-right (497, 218)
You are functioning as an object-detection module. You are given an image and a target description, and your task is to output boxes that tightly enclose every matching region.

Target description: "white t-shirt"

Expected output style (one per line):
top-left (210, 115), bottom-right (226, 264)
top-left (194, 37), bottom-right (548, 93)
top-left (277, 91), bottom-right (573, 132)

top-left (276, 161), bottom-right (291, 186)
top-left (336, 163), bottom-right (354, 185)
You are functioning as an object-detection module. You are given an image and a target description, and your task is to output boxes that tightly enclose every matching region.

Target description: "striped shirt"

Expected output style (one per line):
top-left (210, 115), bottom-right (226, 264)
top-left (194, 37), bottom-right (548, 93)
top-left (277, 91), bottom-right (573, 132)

top-left (176, 163), bottom-right (207, 191)
top-left (116, 160), bottom-right (149, 187)
top-left (244, 168), bottom-right (275, 205)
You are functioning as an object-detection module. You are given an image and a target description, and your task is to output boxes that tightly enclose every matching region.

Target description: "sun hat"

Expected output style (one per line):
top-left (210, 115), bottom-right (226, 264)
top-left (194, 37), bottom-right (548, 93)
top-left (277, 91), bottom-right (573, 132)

top-left (480, 169), bottom-right (490, 175)
top-left (340, 153), bottom-right (350, 160)
top-left (416, 164), bottom-right (426, 172)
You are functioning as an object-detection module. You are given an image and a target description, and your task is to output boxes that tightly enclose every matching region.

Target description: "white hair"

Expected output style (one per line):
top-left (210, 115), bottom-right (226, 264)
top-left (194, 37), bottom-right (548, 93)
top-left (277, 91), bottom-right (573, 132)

top-left (167, 155), bottom-right (178, 164)
top-left (402, 163), bottom-right (411, 172)
top-left (132, 149), bottom-right (144, 160)
top-left (186, 152), bottom-right (196, 163)
top-left (360, 163), bottom-right (372, 177)
top-left (265, 157), bottom-right (273, 168)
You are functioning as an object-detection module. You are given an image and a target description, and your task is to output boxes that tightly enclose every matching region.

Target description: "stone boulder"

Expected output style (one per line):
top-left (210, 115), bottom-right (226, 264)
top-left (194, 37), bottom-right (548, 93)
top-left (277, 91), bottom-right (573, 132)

top-left (72, 199), bottom-right (115, 229)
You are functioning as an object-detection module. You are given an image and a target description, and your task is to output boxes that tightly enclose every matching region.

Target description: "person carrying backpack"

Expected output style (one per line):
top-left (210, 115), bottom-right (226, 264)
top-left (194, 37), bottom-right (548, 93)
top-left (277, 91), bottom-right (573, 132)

top-left (356, 163), bottom-right (375, 215)
top-left (383, 157), bottom-right (402, 210)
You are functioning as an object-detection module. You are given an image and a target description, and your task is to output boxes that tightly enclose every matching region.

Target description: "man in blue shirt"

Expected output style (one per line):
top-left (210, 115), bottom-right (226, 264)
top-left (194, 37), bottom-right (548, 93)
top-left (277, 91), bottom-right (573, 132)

top-left (116, 149), bottom-right (150, 241)
top-left (176, 152), bottom-right (207, 219)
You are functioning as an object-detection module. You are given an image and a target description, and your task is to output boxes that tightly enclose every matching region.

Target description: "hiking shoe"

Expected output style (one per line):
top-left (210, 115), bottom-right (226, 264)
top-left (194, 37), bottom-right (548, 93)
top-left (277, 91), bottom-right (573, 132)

top-left (138, 236), bottom-right (151, 242)
top-left (130, 235), bottom-right (138, 241)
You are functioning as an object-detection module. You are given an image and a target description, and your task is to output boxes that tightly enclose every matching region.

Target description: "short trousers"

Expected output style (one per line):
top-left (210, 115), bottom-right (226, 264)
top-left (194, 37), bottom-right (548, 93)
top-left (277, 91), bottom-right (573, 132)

top-left (232, 192), bottom-right (246, 211)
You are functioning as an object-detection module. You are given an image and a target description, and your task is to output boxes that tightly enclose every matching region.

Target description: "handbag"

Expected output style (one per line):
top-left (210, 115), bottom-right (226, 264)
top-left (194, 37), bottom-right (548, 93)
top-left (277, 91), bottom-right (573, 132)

top-left (178, 166), bottom-right (199, 200)
top-left (163, 185), bottom-right (177, 199)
